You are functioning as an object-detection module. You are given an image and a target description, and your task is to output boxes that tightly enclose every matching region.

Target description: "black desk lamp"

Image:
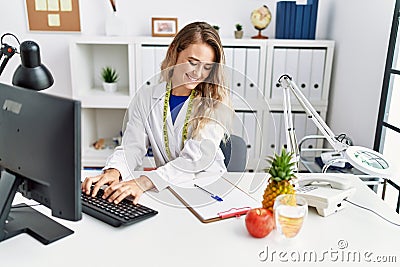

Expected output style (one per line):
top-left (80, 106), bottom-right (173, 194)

top-left (0, 33), bottom-right (53, 91)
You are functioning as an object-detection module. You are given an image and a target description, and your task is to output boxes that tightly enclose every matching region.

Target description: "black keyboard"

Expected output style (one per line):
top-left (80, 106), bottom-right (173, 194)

top-left (81, 188), bottom-right (158, 227)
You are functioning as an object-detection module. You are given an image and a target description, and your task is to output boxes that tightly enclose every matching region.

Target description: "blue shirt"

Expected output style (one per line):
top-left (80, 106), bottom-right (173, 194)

top-left (169, 94), bottom-right (189, 124)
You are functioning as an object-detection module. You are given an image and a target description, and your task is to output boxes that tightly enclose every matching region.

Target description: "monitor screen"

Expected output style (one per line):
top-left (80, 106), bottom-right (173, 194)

top-left (0, 82), bottom-right (82, 244)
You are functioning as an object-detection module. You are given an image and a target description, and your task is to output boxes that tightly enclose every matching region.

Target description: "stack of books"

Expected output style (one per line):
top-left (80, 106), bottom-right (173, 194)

top-left (275, 0), bottom-right (319, 39)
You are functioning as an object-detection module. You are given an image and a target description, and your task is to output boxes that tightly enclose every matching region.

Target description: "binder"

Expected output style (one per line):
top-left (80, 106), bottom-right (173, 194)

top-left (154, 46), bottom-right (168, 83)
top-left (303, 112), bottom-right (318, 150)
top-left (309, 49), bottom-right (326, 101)
top-left (243, 112), bottom-right (257, 159)
top-left (294, 4), bottom-right (304, 39)
top-left (271, 48), bottom-right (286, 99)
top-left (288, 1), bottom-right (296, 39)
top-left (297, 48), bottom-right (313, 99)
top-left (294, 112), bottom-right (307, 143)
top-left (232, 111), bottom-right (244, 137)
top-left (232, 48), bottom-right (246, 101)
top-left (309, 0), bottom-right (319, 39)
top-left (266, 111), bottom-right (281, 156)
top-left (140, 46), bottom-right (156, 89)
top-left (275, 1), bottom-right (286, 39)
top-left (302, 4), bottom-right (312, 39)
top-left (285, 48), bottom-right (300, 105)
top-left (284, 2), bottom-right (292, 39)
top-left (168, 176), bottom-right (259, 223)
top-left (245, 48), bottom-right (260, 99)
top-left (224, 47), bottom-right (234, 97)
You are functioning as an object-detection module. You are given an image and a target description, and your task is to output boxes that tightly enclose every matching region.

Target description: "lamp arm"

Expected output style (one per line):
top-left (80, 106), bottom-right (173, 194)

top-left (0, 33), bottom-right (20, 77)
top-left (278, 74), bottom-right (348, 153)
top-left (0, 43), bottom-right (17, 76)
top-left (282, 77), bottom-right (299, 169)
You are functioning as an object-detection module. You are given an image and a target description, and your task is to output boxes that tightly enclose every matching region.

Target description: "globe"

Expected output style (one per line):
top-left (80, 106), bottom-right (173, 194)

top-left (250, 5), bottom-right (271, 39)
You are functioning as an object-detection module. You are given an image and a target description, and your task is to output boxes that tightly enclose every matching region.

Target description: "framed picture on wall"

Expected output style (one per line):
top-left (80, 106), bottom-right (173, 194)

top-left (151, 17), bottom-right (178, 37)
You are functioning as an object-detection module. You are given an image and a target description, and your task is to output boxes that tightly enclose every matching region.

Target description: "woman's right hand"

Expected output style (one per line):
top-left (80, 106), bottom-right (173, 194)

top-left (81, 168), bottom-right (121, 197)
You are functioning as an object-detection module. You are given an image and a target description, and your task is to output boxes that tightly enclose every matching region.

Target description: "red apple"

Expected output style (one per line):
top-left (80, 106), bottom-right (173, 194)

top-left (245, 208), bottom-right (274, 238)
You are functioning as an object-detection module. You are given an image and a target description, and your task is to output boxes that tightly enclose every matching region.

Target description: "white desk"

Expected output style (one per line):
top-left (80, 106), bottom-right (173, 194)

top-left (1, 172), bottom-right (400, 267)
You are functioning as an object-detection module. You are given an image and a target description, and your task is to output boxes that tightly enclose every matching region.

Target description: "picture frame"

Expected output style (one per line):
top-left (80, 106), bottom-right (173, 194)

top-left (152, 17), bottom-right (178, 37)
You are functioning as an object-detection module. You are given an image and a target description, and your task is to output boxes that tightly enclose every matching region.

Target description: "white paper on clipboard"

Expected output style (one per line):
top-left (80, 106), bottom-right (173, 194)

top-left (168, 176), bottom-right (260, 223)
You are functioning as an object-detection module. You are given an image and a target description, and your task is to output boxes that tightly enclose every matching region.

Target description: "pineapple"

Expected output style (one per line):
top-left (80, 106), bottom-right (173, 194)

top-left (262, 148), bottom-right (296, 211)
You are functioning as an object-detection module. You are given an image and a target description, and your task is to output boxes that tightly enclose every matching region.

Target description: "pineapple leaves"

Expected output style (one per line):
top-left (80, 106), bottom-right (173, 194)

top-left (264, 148), bottom-right (296, 181)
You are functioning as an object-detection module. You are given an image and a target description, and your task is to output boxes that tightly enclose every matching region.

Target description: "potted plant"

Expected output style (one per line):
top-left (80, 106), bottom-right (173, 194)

top-left (212, 25), bottom-right (220, 34)
top-left (235, 23), bottom-right (243, 39)
top-left (101, 66), bottom-right (119, 93)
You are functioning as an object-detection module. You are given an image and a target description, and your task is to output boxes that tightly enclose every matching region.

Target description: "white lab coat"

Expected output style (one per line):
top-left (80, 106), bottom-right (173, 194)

top-left (103, 81), bottom-right (227, 191)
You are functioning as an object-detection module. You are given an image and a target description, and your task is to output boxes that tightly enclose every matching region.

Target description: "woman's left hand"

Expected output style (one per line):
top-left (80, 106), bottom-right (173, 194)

top-left (102, 175), bottom-right (154, 205)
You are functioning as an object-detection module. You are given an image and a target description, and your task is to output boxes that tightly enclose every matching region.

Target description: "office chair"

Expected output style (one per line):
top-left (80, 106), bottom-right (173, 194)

top-left (219, 134), bottom-right (247, 172)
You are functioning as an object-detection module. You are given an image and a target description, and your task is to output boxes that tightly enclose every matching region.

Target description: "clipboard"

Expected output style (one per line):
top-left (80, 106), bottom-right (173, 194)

top-left (168, 176), bottom-right (260, 223)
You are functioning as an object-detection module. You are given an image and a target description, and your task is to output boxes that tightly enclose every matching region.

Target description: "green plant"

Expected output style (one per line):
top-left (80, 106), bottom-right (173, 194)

top-left (212, 25), bottom-right (220, 31)
top-left (235, 23), bottom-right (243, 31)
top-left (101, 66), bottom-right (119, 83)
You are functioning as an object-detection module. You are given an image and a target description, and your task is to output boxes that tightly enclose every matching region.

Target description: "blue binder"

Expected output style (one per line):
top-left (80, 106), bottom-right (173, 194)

top-left (288, 1), bottom-right (296, 39)
top-left (275, 1), bottom-right (286, 39)
top-left (302, 3), bottom-right (312, 39)
top-left (294, 4), bottom-right (304, 39)
top-left (284, 2), bottom-right (292, 39)
top-left (309, 0), bottom-right (319, 39)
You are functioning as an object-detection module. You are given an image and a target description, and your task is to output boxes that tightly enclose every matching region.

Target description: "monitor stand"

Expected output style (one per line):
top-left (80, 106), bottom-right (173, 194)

top-left (0, 171), bottom-right (74, 245)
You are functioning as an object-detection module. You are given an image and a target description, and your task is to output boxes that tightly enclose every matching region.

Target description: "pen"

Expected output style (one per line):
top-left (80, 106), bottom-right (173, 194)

top-left (194, 184), bottom-right (223, 202)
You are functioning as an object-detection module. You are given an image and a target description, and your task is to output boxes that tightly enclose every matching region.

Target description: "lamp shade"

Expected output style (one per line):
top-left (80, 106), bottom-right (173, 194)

top-left (12, 40), bottom-right (54, 91)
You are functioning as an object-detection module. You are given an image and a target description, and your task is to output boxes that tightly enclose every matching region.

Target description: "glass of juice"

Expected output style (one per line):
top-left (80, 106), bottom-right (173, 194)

top-left (273, 194), bottom-right (308, 238)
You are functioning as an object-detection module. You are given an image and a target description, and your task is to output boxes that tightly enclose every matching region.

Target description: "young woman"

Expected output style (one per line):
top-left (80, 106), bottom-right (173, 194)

top-left (82, 21), bottom-right (232, 204)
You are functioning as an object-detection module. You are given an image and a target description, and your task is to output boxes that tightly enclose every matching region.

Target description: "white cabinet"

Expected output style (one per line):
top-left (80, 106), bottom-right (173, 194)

top-left (263, 40), bottom-right (334, 170)
top-left (69, 37), bottom-right (136, 109)
top-left (69, 37), bottom-right (334, 172)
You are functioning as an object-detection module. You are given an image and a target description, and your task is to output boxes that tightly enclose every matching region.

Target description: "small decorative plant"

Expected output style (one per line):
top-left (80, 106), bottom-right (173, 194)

top-left (234, 23), bottom-right (244, 39)
top-left (212, 25), bottom-right (220, 31)
top-left (101, 66), bottom-right (119, 83)
top-left (101, 66), bottom-right (119, 93)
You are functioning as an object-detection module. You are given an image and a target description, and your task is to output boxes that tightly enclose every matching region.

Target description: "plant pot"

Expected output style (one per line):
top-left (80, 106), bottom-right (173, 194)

top-left (102, 82), bottom-right (118, 93)
top-left (235, 30), bottom-right (243, 39)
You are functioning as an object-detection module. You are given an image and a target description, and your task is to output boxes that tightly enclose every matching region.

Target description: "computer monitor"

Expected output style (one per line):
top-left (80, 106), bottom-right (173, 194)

top-left (0, 82), bottom-right (82, 245)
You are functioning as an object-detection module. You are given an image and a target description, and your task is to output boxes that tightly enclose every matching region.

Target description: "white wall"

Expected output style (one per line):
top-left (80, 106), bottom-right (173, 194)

top-left (319, 0), bottom-right (395, 148)
top-left (0, 0), bottom-right (395, 148)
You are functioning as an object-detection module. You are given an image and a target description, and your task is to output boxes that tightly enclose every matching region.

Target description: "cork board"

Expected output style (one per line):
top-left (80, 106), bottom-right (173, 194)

top-left (26, 0), bottom-right (81, 32)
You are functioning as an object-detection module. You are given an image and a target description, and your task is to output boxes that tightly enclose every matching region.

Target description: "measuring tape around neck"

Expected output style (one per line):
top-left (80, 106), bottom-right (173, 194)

top-left (163, 81), bottom-right (195, 160)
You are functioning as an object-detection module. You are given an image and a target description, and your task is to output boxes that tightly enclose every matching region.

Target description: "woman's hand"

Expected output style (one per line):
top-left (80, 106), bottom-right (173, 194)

top-left (81, 168), bottom-right (121, 197)
top-left (102, 175), bottom-right (155, 204)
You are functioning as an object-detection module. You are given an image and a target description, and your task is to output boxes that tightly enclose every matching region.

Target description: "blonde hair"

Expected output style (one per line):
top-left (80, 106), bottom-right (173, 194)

top-left (160, 21), bottom-right (232, 138)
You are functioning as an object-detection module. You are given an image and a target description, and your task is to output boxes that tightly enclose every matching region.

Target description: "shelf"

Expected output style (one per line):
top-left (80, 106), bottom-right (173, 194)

top-left (77, 87), bottom-right (131, 108)
top-left (82, 147), bottom-right (156, 169)
top-left (70, 37), bottom-right (334, 172)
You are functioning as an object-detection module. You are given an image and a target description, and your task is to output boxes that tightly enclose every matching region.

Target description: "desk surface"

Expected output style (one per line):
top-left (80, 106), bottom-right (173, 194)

top-left (1, 172), bottom-right (400, 267)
